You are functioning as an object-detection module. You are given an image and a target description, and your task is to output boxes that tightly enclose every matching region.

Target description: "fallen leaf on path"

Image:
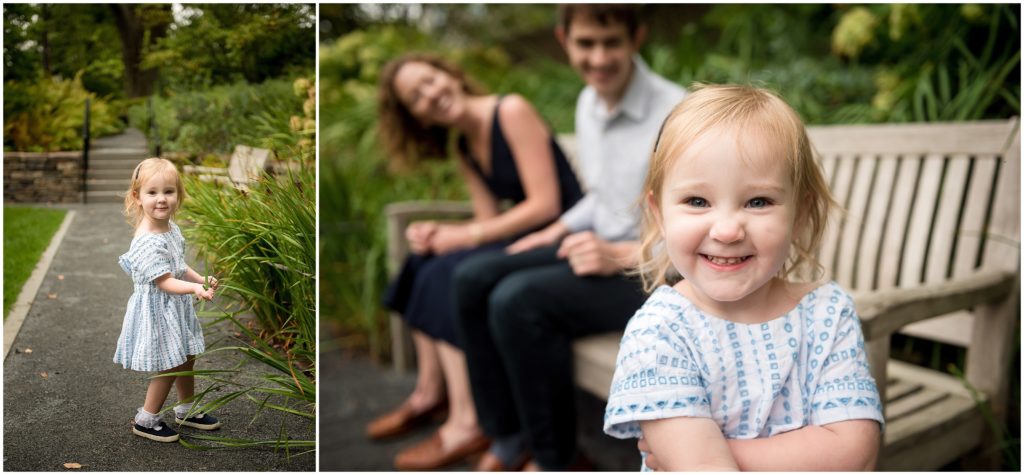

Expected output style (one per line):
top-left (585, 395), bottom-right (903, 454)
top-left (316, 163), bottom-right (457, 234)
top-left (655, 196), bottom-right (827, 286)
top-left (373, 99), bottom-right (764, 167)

top-left (47, 293), bottom-right (57, 299)
top-left (40, 372), bottom-right (49, 379)
top-left (57, 275), bottom-right (65, 280)
top-left (63, 462), bottom-right (82, 469)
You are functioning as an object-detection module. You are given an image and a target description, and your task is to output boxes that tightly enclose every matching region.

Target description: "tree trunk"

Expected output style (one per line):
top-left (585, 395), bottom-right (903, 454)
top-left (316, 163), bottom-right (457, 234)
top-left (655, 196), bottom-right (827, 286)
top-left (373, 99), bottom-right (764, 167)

top-left (40, 4), bottom-right (51, 76)
top-left (109, 4), bottom-right (169, 98)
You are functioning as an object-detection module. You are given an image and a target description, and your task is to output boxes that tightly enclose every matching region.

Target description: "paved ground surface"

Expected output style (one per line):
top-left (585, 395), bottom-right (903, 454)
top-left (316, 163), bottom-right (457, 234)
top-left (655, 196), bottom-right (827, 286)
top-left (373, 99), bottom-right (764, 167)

top-left (4, 133), bottom-right (314, 471)
top-left (320, 334), bottom-right (641, 471)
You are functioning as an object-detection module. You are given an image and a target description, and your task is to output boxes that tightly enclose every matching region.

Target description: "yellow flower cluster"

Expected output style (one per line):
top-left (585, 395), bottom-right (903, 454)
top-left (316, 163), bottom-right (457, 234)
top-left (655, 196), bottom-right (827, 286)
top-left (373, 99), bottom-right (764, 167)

top-left (291, 77), bottom-right (316, 156)
top-left (832, 7), bottom-right (878, 59)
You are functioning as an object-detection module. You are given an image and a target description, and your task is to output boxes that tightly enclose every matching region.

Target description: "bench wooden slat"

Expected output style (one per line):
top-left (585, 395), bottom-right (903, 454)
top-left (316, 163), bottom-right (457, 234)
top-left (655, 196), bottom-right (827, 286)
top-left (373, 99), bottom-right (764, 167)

top-left (880, 393), bottom-right (983, 470)
top-left (855, 154), bottom-right (899, 291)
top-left (818, 154), bottom-right (856, 277)
top-left (876, 157), bottom-right (921, 291)
top-left (900, 154), bottom-right (945, 287)
top-left (836, 155), bottom-right (877, 287)
top-left (952, 156), bottom-right (997, 277)
top-left (806, 119), bottom-right (1017, 155)
top-left (885, 385), bottom-right (948, 423)
top-left (982, 128), bottom-right (1021, 271)
top-left (900, 310), bottom-right (973, 347)
top-left (925, 154), bottom-right (971, 283)
top-left (884, 377), bottom-right (921, 402)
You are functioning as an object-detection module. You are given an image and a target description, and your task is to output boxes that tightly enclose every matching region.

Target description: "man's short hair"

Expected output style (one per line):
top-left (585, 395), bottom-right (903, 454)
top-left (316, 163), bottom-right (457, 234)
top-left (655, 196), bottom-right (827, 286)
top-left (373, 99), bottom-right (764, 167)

top-left (557, 4), bottom-right (641, 38)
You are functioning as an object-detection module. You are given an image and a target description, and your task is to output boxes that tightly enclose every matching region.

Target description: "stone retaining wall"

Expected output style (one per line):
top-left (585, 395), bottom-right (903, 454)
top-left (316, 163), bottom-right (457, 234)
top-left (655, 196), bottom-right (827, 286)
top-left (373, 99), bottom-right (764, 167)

top-left (3, 151), bottom-right (83, 203)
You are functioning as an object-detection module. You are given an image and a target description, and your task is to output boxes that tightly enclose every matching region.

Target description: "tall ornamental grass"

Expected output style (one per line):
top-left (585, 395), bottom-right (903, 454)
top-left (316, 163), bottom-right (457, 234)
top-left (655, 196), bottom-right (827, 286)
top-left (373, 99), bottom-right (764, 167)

top-left (177, 162), bottom-right (316, 452)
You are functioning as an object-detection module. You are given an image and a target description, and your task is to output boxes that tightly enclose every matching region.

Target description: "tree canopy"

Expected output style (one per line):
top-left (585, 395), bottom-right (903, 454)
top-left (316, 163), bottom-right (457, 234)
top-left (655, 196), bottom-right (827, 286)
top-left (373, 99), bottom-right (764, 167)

top-left (3, 3), bottom-right (315, 98)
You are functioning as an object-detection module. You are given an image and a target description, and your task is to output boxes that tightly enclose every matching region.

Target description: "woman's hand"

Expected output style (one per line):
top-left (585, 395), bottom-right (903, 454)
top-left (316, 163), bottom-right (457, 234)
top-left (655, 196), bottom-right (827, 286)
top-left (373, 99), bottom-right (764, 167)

top-left (428, 223), bottom-right (474, 255)
top-left (406, 221), bottom-right (438, 255)
top-left (206, 275), bottom-right (219, 291)
top-left (194, 283), bottom-right (215, 302)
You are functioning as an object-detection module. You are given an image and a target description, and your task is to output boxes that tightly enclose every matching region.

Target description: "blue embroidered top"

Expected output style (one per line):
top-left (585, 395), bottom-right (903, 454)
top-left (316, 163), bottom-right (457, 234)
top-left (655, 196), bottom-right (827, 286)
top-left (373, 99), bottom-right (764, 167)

top-left (604, 281), bottom-right (884, 469)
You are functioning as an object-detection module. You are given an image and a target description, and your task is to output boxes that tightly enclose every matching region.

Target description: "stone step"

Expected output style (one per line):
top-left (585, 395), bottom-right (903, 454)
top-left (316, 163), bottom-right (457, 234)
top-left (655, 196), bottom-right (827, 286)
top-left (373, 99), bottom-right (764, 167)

top-left (91, 128), bottom-right (148, 149)
top-left (88, 147), bottom-right (149, 155)
top-left (86, 179), bottom-right (129, 192)
top-left (87, 157), bottom-right (143, 170)
top-left (87, 168), bottom-right (129, 180)
top-left (84, 190), bottom-right (125, 203)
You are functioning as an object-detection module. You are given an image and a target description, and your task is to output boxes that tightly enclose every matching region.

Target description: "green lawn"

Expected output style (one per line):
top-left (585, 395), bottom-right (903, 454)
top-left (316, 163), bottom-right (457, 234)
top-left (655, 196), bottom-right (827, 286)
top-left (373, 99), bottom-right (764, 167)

top-left (4, 207), bottom-right (68, 319)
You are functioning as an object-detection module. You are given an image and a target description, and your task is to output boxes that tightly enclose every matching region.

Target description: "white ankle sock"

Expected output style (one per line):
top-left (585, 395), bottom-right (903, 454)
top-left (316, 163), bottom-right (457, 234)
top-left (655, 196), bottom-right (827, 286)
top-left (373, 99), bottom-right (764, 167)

top-left (174, 402), bottom-right (196, 419)
top-left (134, 408), bottom-right (161, 429)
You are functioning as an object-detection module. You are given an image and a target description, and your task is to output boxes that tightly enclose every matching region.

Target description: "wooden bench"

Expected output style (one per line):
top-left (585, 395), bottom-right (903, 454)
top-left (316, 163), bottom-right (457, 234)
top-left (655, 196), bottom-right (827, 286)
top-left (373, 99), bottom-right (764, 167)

top-left (183, 144), bottom-right (272, 190)
top-left (385, 119), bottom-right (1020, 470)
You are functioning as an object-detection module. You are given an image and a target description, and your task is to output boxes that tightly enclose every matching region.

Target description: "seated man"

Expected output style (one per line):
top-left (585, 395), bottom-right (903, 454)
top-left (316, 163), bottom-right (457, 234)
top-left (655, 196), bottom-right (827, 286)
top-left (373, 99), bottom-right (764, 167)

top-left (453, 4), bottom-right (687, 471)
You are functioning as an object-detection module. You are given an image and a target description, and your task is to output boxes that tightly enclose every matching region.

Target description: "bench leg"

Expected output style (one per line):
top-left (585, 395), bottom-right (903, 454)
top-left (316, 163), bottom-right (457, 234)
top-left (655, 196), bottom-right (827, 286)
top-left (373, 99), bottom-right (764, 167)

top-left (390, 312), bottom-right (416, 372)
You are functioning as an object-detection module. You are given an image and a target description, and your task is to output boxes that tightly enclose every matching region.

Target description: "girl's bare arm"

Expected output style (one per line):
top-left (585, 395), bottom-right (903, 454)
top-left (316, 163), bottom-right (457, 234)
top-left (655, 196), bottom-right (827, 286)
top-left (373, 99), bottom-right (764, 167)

top-left (725, 420), bottom-right (880, 471)
top-left (641, 417), bottom-right (739, 471)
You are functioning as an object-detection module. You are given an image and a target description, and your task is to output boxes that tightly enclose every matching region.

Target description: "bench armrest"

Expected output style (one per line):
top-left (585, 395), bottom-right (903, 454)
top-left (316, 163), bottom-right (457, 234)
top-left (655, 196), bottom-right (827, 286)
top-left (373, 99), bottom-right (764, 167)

top-left (384, 200), bottom-right (474, 276)
top-left (854, 269), bottom-right (1017, 341)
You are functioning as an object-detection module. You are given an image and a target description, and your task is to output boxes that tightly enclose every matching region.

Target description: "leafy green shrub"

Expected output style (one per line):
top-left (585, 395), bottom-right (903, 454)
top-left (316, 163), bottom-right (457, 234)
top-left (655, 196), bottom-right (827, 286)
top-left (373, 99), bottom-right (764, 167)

top-left (126, 76), bottom-right (310, 158)
top-left (3, 72), bottom-right (124, 152)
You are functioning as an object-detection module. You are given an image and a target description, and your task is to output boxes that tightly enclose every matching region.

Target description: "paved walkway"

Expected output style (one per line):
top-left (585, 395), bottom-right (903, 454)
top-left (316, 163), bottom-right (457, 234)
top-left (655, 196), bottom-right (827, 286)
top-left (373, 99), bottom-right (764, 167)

top-left (4, 132), bottom-right (314, 471)
top-left (320, 336), bottom-right (640, 471)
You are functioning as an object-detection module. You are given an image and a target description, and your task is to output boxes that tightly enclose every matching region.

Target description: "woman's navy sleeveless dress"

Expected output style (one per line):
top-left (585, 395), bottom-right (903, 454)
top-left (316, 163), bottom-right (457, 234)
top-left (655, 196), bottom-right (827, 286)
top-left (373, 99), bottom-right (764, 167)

top-left (383, 97), bottom-right (582, 347)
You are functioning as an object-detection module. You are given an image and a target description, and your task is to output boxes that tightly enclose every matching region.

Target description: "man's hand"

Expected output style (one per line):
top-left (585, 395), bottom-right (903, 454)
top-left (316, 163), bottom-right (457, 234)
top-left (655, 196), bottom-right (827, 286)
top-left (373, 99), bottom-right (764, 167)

top-left (556, 231), bottom-right (637, 276)
top-left (406, 221), bottom-right (438, 255)
top-left (506, 221), bottom-right (568, 254)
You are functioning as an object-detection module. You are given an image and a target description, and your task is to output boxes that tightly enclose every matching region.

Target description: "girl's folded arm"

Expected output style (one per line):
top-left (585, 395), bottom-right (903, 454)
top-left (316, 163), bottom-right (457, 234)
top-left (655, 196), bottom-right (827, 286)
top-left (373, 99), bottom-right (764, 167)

top-left (641, 417), bottom-right (738, 471)
top-left (726, 419), bottom-right (880, 471)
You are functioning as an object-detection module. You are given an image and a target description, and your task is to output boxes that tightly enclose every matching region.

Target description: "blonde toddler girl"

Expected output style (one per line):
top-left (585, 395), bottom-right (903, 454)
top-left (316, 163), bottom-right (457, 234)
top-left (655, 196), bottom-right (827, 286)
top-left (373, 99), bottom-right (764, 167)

top-left (115, 158), bottom-right (222, 442)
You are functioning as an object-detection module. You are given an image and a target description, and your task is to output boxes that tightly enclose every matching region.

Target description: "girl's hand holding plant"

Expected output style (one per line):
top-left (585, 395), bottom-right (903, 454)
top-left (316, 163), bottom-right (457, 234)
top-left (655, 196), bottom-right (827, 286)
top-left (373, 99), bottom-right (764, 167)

top-left (205, 275), bottom-right (219, 291)
top-left (194, 282), bottom-right (215, 302)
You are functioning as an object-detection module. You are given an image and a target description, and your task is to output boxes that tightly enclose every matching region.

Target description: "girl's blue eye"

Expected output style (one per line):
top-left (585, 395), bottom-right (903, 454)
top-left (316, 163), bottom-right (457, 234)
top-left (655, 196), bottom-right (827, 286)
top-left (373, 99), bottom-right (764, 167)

top-left (685, 197), bottom-right (709, 208)
top-left (747, 197), bottom-right (771, 208)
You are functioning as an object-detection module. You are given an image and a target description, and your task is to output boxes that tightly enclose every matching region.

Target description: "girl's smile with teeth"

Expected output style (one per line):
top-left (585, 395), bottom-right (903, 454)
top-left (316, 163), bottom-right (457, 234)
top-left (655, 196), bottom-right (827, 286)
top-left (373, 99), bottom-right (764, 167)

top-left (702, 254), bottom-right (750, 266)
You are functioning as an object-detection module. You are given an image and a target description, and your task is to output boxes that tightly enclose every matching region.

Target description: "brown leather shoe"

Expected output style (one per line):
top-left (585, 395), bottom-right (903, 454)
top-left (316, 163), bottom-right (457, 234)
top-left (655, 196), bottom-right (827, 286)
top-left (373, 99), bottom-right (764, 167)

top-left (365, 400), bottom-right (447, 440)
top-left (394, 430), bottom-right (491, 471)
top-left (475, 451), bottom-right (531, 471)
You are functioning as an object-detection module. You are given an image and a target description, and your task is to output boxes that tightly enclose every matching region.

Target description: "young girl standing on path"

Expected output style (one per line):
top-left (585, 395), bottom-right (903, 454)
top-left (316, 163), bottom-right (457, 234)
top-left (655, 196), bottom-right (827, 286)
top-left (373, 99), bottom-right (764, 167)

top-left (115, 158), bottom-right (223, 442)
top-left (603, 85), bottom-right (884, 470)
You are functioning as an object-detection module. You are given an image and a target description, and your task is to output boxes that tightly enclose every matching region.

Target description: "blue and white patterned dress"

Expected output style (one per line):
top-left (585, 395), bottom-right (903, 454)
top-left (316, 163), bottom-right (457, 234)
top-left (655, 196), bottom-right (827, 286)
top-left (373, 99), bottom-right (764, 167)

top-left (604, 281), bottom-right (884, 470)
top-left (113, 221), bottom-right (205, 372)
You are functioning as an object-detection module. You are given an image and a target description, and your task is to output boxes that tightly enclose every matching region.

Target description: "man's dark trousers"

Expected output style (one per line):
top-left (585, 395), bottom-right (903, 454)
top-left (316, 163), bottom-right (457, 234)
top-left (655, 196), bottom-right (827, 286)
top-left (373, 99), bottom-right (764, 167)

top-left (452, 244), bottom-right (646, 469)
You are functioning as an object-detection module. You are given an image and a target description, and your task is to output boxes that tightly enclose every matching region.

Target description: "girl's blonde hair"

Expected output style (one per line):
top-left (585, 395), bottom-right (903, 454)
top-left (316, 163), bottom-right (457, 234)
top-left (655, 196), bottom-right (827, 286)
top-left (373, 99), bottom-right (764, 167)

top-left (122, 157), bottom-right (186, 228)
top-left (637, 84), bottom-right (837, 293)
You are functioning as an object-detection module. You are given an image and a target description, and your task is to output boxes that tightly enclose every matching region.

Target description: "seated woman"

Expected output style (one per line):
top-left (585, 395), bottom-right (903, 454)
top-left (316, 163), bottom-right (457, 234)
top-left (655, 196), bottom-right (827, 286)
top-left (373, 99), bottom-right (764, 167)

top-left (368, 53), bottom-right (583, 471)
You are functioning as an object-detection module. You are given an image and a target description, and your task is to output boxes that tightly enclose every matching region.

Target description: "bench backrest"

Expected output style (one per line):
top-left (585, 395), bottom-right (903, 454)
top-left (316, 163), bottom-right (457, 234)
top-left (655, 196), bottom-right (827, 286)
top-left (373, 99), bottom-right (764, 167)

top-left (810, 119), bottom-right (1020, 346)
top-left (228, 144), bottom-right (272, 185)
